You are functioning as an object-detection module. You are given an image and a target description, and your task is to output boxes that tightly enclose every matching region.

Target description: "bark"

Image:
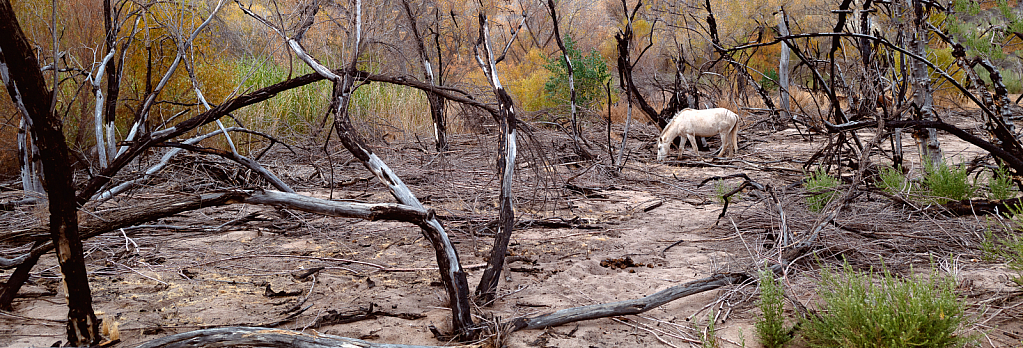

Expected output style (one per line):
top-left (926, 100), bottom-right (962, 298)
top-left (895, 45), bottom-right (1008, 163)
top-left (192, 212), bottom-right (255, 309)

top-left (908, 0), bottom-right (941, 164)
top-left (102, 0), bottom-right (121, 161)
top-left (17, 118), bottom-right (44, 197)
top-left (936, 29), bottom-right (1023, 165)
top-left (510, 272), bottom-right (753, 331)
top-left (778, 7), bottom-right (791, 122)
top-left (856, 0), bottom-right (880, 119)
top-left (131, 326), bottom-right (483, 348)
top-left (473, 12), bottom-right (519, 307)
top-left (827, 0), bottom-right (854, 124)
top-left (90, 49), bottom-right (116, 168)
top-left (0, 0), bottom-right (100, 344)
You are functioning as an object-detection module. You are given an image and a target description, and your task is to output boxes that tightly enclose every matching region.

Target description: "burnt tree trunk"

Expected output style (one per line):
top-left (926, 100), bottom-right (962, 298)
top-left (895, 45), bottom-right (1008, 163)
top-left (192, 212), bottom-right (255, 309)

top-left (0, 0), bottom-right (101, 344)
top-left (908, 0), bottom-right (942, 164)
top-left (473, 12), bottom-right (519, 307)
top-left (401, 0), bottom-right (447, 152)
top-left (705, 0), bottom-right (779, 122)
top-left (615, 0), bottom-right (669, 130)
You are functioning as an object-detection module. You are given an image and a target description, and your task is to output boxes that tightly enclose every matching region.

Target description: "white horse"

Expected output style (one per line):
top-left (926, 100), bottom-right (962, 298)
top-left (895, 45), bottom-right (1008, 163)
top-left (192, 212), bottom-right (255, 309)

top-left (656, 108), bottom-right (739, 160)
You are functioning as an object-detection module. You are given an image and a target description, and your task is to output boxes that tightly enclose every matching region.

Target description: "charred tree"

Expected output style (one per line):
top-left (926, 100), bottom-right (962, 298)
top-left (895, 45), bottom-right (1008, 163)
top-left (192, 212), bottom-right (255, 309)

top-left (473, 12), bottom-right (519, 307)
top-left (777, 7), bottom-right (791, 121)
top-left (401, 0), bottom-right (448, 152)
top-left (705, 0), bottom-right (780, 123)
top-left (908, 0), bottom-right (942, 164)
top-left (0, 0), bottom-right (101, 344)
top-left (615, 0), bottom-right (672, 130)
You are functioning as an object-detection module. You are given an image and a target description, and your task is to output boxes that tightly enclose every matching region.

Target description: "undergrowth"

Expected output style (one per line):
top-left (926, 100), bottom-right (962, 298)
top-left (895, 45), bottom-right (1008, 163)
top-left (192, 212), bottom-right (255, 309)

top-left (805, 168), bottom-right (840, 212)
top-left (756, 270), bottom-right (792, 348)
top-left (802, 262), bottom-right (972, 348)
top-left (983, 202), bottom-right (1023, 287)
top-left (923, 159), bottom-right (975, 203)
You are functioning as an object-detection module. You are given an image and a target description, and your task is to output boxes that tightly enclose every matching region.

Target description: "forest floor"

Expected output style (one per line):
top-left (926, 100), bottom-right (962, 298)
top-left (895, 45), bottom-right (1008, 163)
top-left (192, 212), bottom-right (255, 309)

top-left (3, 112), bottom-right (1023, 347)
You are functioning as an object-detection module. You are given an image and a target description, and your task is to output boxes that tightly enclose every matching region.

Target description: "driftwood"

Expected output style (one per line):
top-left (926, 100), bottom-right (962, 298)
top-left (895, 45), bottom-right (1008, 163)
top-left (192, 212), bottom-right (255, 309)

top-left (131, 327), bottom-right (482, 348)
top-left (510, 271), bottom-right (753, 331)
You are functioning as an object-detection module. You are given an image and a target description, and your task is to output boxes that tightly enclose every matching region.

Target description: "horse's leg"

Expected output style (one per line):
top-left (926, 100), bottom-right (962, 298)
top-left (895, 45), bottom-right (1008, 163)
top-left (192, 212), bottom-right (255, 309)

top-left (715, 132), bottom-right (726, 157)
top-left (687, 134), bottom-right (701, 160)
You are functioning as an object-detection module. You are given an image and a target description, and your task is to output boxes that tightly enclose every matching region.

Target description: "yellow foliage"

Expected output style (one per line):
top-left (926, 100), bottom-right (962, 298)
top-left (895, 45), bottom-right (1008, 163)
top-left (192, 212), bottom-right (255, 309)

top-left (505, 48), bottom-right (556, 113)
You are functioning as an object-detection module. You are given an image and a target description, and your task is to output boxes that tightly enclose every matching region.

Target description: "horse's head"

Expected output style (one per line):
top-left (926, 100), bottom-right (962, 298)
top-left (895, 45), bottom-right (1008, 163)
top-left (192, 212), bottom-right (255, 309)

top-left (656, 135), bottom-right (670, 160)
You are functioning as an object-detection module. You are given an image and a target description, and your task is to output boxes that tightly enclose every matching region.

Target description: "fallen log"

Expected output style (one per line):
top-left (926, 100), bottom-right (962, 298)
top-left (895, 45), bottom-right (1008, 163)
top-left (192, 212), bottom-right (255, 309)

top-left (131, 326), bottom-right (482, 348)
top-left (510, 271), bottom-right (753, 331)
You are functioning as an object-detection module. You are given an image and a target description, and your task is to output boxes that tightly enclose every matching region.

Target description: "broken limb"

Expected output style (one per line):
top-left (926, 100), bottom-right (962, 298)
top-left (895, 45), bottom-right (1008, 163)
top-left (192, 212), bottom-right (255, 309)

top-left (696, 173), bottom-right (765, 220)
top-left (157, 142), bottom-right (293, 193)
top-left (131, 326), bottom-right (483, 348)
top-left (510, 271), bottom-right (754, 331)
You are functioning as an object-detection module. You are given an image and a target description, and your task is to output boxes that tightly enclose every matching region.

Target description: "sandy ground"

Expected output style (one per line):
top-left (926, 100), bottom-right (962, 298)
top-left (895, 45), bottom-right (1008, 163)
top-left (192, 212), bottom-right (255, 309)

top-left (3, 117), bottom-right (1023, 347)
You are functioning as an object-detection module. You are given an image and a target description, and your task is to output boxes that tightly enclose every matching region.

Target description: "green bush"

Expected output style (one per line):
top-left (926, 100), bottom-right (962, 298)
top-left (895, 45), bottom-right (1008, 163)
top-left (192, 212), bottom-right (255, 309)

top-left (760, 68), bottom-right (780, 91)
top-left (544, 35), bottom-right (612, 108)
top-left (923, 159), bottom-right (975, 203)
top-left (988, 165), bottom-right (1017, 200)
top-left (714, 179), bottom-right (739, 204)
top-left (805, 168), bottom-right (841, 212)
top-left (803, 263), bottom-right (972, 348)
top-left (756, 270), bottom-right (792, 348)
top-left (877, 165), bottom-right (910, 195)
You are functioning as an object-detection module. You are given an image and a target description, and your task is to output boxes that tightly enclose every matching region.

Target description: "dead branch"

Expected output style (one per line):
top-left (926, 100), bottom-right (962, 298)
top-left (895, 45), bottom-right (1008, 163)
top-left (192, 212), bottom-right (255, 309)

top-left (130, 326), bottom-right (482, 348)
top-left (510, 271), bottom-right (753, 331)
top-left (827, 119), bottom-right (1023, 174)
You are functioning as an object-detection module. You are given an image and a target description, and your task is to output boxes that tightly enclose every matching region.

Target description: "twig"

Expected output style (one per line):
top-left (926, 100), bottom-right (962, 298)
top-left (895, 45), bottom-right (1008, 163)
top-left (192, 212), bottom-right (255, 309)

top-left (610, 317), bottom-right (683, 347)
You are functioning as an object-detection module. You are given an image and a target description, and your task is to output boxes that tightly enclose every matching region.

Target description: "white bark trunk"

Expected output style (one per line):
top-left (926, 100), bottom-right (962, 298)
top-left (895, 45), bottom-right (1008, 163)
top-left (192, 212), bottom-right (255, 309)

top-left (778, 7), bottom-right (791, 120)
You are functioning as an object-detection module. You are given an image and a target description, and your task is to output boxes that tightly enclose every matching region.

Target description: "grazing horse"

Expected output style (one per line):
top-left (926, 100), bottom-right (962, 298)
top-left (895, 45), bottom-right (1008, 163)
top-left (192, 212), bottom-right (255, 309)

top-left (656, 108), bottom-right (739, 160)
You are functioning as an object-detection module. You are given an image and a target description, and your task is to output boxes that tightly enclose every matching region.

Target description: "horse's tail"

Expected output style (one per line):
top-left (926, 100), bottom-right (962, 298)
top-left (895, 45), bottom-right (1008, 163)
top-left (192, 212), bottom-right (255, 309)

top-left (728, 111), bottom-right (740, 155)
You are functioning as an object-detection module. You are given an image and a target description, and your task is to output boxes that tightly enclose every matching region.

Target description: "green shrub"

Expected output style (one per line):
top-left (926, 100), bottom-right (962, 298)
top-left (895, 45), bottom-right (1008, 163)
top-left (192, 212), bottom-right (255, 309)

top-left (702, 309), bottom-right (720, 348)
top-left (760, 68), bottom-right (780, 91)
top-left (803, 263), bottom-right (972, 348)
top-left (756, 270), bottom-right (792, 348)
top-left (988, 165), bottom-right (1017, 200)
top-left (805, 168), bottom-right (840, 212)
top-left (877, 165), bottom-right (910, 195)
top-left (543, 35), bottom-right (612, 108)
top-left (923, 159), bottom-right (975, 203)
top-left (714, 179), bottom-right (739, 204)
